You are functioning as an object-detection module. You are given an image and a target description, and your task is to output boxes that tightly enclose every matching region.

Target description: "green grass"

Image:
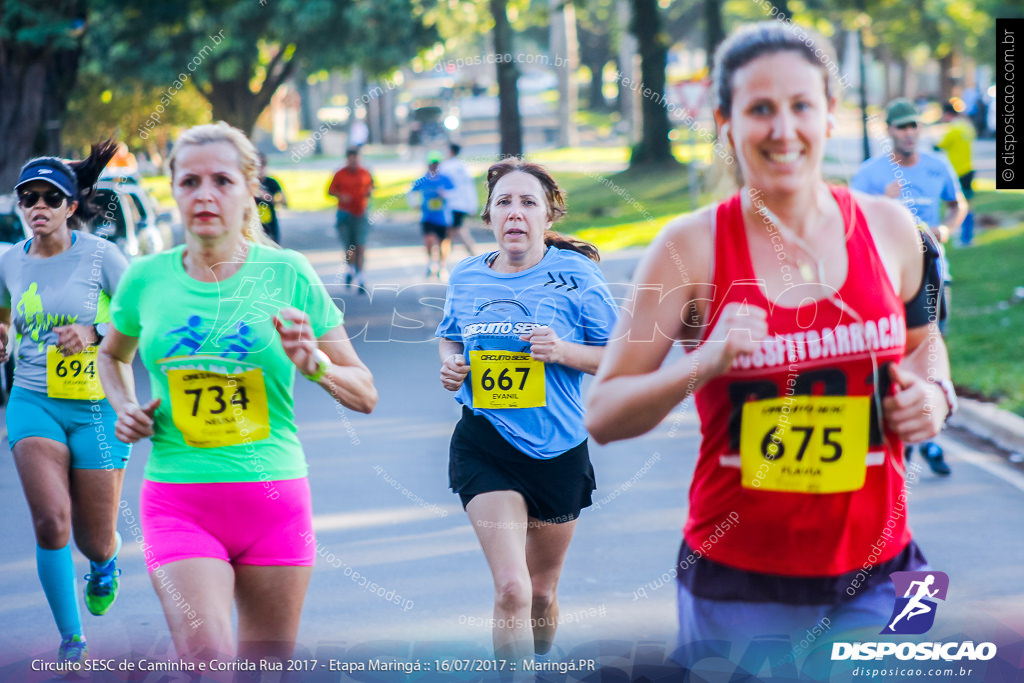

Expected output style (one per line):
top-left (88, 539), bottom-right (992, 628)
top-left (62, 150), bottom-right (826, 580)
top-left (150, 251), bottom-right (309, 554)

top-left (141, 177), bottom-right (173, 208)
top-left (945, 191), bottom-right (1024, 415)
top-left (140, 168), bottom-right (426, 212)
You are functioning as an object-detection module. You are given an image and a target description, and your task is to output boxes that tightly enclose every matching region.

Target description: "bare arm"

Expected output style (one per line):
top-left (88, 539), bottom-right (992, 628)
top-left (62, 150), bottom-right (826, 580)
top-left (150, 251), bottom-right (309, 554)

top-left (521, 326), bottom-right (604, 375)
top-left (97, 328), bottom-right (160, 443)
top-left (0, 307), bottom-right (10, 364)
top-left (864, 197), bottom-right (954, 443)
top-left (439, 337), bottom-right (469, 392)
top-left (274, 308), bottom-right (377, 414)
top-left (585, 211), bottom-right (767, 444)
top-left (941, 192), bottom-right (968, 234)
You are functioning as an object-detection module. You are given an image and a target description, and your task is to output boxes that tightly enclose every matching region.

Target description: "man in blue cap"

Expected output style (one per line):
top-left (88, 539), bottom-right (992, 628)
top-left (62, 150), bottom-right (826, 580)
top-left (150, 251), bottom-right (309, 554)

top-left (851, 98), bottom-right (966, 476)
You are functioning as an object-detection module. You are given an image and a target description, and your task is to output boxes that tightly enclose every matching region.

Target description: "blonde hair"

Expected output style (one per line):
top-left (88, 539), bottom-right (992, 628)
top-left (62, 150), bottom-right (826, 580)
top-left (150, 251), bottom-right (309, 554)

top-left (167, 122), bottom-right (278, 248)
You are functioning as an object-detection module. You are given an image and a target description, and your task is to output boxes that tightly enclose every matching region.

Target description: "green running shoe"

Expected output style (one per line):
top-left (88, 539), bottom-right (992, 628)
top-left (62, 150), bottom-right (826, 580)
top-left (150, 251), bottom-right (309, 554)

top-left (58, 634), bottom-right (88, 664)
top-left (85, 532), bottom-right (122, 616)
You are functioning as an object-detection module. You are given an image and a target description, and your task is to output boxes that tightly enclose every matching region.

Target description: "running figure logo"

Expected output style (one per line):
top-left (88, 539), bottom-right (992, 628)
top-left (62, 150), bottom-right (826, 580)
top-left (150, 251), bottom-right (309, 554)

top-left (212, 266), bottom-right (290, 347)
top-left (881, 571), bottom-right (949, 634)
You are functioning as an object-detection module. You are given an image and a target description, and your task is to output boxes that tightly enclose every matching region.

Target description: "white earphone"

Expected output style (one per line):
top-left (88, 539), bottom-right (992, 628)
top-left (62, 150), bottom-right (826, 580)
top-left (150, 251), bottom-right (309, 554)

top-left (720, 122), bottom-right (731, 141)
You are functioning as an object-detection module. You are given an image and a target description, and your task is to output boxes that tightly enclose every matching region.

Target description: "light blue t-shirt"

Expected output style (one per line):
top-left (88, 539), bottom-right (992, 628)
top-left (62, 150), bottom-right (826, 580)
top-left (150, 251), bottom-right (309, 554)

top-left (850, 150), bottom-right (959, 229)
top-left (436, 246), bottom-right (619, 458)
top-left (412, 173), bottom-right (455, 226)
top-left (851, 150), bottom-right (958, 282)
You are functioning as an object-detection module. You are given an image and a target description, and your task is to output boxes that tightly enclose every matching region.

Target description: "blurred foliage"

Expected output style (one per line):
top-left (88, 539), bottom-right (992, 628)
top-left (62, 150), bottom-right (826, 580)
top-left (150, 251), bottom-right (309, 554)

top-left (83, 0), bottom-right (439, 133)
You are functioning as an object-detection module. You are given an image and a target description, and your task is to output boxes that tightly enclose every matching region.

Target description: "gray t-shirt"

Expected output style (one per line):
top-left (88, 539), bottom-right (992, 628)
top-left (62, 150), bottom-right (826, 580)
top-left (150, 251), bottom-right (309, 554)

top-left (0, 231), bottom-right (128, 393)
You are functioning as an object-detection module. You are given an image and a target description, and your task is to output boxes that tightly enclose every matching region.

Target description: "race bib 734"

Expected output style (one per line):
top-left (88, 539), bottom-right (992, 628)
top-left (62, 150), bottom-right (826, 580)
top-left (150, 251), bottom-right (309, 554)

top-left (167, 368), bottom-right (270, 448)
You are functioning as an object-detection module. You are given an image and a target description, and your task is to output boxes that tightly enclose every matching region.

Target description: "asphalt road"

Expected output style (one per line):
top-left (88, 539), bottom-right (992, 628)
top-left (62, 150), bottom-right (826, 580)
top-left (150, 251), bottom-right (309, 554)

top-left (0, 212), bottom-right (1022, 682)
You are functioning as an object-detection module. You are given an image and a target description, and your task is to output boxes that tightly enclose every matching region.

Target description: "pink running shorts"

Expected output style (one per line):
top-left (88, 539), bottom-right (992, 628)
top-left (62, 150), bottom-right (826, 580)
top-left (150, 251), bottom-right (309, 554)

top-left (139, 478), bottom-right (316, 570)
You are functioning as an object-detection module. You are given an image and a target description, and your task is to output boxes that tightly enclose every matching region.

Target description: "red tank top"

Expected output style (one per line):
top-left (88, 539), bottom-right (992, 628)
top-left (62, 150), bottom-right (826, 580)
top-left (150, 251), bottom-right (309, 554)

top-left (686, 186), bottom-right (912, 577)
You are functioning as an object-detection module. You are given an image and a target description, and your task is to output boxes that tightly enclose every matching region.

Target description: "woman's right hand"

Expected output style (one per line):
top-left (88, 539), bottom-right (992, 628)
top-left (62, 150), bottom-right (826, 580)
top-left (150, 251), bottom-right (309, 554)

top-left (0, 324), bottom-right (8, 364)
top-left (115, 398), bottom-right (161, 443)
top-left (440, 354), bottom-right (470, 392)
top-left (697, 302), bottom-right (769, 376)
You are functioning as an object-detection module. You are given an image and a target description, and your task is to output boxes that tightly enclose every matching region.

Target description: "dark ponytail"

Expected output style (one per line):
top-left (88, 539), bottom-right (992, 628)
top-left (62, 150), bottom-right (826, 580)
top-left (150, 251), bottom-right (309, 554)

top-left (543, 231), bottom-right (600, 262)
top-left (483, 158), bottom-right (600, 262)
top-left (67, 140), bottom-right (118, 227)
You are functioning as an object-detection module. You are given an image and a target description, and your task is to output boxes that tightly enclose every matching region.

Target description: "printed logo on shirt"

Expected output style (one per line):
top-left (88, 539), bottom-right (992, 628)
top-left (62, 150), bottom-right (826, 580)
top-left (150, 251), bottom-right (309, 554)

top-left (17, 282), bottom-right (78, 350)
top-left (543, 272), bottom-right (580, 291)
top-left (731, 314), bottom-right (907, 371)
top-left (163, 315), bottom-right (258, 361)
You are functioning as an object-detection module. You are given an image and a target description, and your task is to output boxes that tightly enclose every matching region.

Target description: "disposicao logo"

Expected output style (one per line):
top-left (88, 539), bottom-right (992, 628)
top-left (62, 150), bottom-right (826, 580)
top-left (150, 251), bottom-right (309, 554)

top-left (831, 570), bottom-right (997, 662)
top-left (881, 570), bottom-right (949, 635)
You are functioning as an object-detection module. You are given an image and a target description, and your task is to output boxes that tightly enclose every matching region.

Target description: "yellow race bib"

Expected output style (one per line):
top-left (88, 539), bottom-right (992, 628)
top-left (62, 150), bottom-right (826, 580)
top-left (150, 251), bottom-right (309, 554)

top-left (427, 197), bottom-right (444, 211)
top-left (257, 202), bottom-right (273, 224)
top-left (470, 350), bottom-right (545, 409)
top-left (46, 346), bottom-right (104, 400)
top-left (740, 395), bottom-right (870, 493)
top-left (167, 368), bottom-right (270, 448)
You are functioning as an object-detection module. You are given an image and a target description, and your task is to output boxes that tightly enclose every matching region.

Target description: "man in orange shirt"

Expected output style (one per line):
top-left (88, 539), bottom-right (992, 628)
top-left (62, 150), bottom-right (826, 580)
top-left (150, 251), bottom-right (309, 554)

top-left (328, 148), bottom-right (375, 289)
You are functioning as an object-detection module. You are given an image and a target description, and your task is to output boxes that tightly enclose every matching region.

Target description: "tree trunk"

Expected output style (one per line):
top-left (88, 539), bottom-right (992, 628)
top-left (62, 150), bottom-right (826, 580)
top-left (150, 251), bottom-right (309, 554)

top-left (491, 0), bottom-right (523, 157)
top-left (630, 0), bottom-right (674, 166)
top-left (205, 75), bottom-right (266, 135)
top-left (857, 25), bottom-right (870, 162)
top-left (617, 0), bottom-right (638, 141)
top-left (880, 47), bottom-right (892, 104)
top-left (202, 48), bottom-right (297, 136)
top-left (0, 56), bottom-right (46, 189)
top-left (703, 0), bottom-right (725, 73)
top-left (587, 57), bottom-right (608, 111)
top-left (939, 51), bottom-right (955, 103)
top-left (1, 30), bottom-right (85, 187)
top-left (550, 0), bottom-right (579, 148)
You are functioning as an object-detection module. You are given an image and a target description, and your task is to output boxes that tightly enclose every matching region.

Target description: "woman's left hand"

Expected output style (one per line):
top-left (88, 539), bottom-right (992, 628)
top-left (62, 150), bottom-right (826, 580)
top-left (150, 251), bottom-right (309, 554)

top-left (522, 326), bottom-right (563, 364)
top-left (882, 363), bottom-right (947, 444)
top-left (273, 307), bottom-right (322, 376)
top-left (53, 324), bottom-right (99, 356)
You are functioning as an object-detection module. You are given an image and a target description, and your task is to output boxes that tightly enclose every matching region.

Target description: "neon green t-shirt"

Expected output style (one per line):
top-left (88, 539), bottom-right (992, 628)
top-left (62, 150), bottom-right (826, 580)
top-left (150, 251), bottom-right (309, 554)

top-left (937, 118), bottom-right (975, 178)
top-left (110, 243), bottom-right (343, 483)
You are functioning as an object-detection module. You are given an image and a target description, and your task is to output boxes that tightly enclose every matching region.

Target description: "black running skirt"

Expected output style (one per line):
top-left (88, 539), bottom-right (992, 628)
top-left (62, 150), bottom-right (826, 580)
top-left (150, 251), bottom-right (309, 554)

top-left (449, 405), bottom-right (596, 523)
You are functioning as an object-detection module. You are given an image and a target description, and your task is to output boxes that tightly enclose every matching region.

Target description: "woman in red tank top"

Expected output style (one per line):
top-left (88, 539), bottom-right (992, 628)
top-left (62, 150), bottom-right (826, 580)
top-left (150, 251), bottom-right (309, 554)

top-left (586, 21), bottom-right (955, 666)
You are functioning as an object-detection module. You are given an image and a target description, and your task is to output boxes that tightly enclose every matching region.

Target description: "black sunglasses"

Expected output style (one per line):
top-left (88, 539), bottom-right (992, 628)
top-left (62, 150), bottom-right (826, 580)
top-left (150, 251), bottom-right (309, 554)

top-left (894, 122), bottom-right (918, 130)
top-left (18, 189), bottom-right (67, 209)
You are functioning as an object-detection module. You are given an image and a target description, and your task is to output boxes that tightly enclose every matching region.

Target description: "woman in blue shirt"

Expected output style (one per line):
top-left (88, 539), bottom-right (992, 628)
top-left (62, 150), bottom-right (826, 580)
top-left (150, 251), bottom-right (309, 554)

top-left (436, 159), bottom-right (618, 665)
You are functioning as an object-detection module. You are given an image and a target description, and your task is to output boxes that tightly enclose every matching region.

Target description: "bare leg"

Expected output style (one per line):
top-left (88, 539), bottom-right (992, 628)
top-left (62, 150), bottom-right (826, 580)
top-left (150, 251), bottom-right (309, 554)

top-left (235, 564), bottom-right (313, 664)
top-left (150, 558), bottom-right (235, 679)
top-left (439, 235), bottom-right (452, 272)
top-left (525, 519), bottom-right (577, 655)
top-left (450, 227), bottom-right (477, 256)
top-left (69, 468), bottom-right (126, 563)
top-left (465, 491), bottom-right (533, 666)
top-left (13, 438), bottom-right (72, 549)
top-left (424, 233), bottom-right (440, 273)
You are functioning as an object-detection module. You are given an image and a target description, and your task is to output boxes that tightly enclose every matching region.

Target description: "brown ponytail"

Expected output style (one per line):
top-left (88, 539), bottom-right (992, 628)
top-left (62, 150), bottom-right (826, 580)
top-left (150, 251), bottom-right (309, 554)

top-left (543, 230), bottom-right (600, 262)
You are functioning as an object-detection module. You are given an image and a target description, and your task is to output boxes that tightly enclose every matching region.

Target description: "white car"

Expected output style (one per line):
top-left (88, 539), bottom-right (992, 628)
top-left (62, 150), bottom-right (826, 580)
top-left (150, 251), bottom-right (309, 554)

top-left (90, 180), bottom-right (170, 257)
top-left (0, 192), bottom-right (31, 250)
